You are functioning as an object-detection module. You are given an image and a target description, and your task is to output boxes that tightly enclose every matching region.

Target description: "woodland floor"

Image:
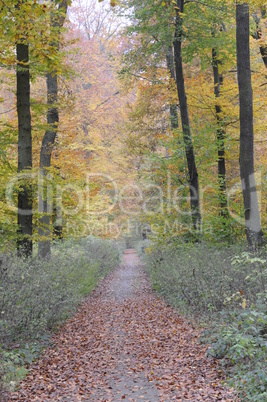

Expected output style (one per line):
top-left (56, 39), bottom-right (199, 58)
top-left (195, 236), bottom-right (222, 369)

top-left (8, 250), bottom-right (238, 401)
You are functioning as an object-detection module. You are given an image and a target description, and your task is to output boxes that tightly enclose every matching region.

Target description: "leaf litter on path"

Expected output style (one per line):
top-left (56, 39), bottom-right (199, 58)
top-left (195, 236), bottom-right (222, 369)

top-left (8, 250), bottom-right (238, 401)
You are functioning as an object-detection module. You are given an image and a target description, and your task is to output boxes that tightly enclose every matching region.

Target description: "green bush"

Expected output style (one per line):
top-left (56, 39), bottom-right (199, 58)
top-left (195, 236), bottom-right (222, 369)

top-left (144, 243), bottom-right (266, 314)
top-left (0, 236), bottom-right (119, 342)
top-left (0, 236), bottom-right (120, 388)
top-left (143, 241), bottom-right (267, 401)
top-left (208, 297), bottom-right (267, 401)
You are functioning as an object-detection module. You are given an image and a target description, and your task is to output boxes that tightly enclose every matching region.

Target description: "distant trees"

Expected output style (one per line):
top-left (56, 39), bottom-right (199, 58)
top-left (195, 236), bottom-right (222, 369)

top-left (120, 0), bottom-right (265, 245)
top-left (0, 0), bottom-right (266, 253)
top-left (120, 0), bottom-right (202, 231)
top-left (252, 5), bottom-right (267, 68)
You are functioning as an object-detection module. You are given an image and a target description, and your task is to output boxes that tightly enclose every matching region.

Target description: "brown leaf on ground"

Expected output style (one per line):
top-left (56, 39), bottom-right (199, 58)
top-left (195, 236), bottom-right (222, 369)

top-left (8, 250), bottom-right (238, 402)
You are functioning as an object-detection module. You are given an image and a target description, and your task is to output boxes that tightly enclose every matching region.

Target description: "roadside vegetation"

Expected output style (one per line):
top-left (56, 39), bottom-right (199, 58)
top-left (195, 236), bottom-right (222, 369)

top-left (0, 237), bottom-right (121, 394)
top-left (1, 0), bottom-right (267, 400)
top-left (143, 241), bottom-right (267, 401)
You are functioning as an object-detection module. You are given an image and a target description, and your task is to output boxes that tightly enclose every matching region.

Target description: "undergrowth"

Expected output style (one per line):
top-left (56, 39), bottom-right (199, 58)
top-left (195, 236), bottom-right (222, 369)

top-left (143, 241), bottom-right (267, 401)
top-left (0, 236), bottom-right (120, 391)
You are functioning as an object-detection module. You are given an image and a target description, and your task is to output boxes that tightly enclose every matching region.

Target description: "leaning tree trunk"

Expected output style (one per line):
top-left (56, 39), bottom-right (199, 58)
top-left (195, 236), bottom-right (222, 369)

top-left (173, 0), bottom-right (201, 230)
top-left (166, 45), bottom-right (178, 130)
top-left (236, 3), bottom-right (263, 247)
top-left (17, 43), bottom-right (33, 257)
top-left (38, 1), bottom-right (67, 258)
top-left (212, 48), bottom-right (228, 217)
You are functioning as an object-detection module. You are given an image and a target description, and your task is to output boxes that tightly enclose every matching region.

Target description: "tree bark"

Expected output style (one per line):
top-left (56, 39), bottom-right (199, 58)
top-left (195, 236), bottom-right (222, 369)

top-left (212, 48), bottom-right (228, 217)
top-left (38, 72), bottom-right (58, 258)
top-left (16, 42), bottom-right (33, 257)
top-left (166, 45), bottom-right (178, 130)
top-left (38, 1), bottom-right (67, 258)
top-left (252, 7), bottom-right (267, 68)
top-left (173, 0), bottom-right (201, 230)
top-left (236, 3), bottom-right (263, 247)
top-left (259, 43), bottom-right (267, 68)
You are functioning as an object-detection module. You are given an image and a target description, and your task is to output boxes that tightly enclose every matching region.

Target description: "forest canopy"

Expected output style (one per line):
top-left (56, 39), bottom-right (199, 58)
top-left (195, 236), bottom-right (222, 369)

top-left (0, 0), bottom-right (266, 250)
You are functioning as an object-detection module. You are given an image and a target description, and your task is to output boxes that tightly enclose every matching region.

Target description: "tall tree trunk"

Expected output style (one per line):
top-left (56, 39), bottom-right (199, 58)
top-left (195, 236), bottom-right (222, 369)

top-left (173, 0), bottom-right (201, 230)
top-left (236, 3), bottom-right (263, 247)
top-left (38, 72), bottom-right (58, 258)
top-left (166, 45), bottom-right (178, 130)
top-left (38, 1), bottom-right (67, 258)
top-left (16, 43), bottom-right (33, 257)
top-left (212, 48), bottom-right (228, 217)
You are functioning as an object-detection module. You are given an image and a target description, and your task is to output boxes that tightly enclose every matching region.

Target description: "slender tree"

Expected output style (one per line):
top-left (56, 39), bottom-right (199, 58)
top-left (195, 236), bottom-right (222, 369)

top-left (16, 8), bottom-right (33, 257)
top-left (173, 0), bottom-right (201, 230)
top-left (236, 3), bottom-right (263, 246)
top-left (166, 45), bottom-right (178, 130)
top-left (212, 47), bottom-right (228, 217)
top-left (38, 0), bottom-right (68, 258)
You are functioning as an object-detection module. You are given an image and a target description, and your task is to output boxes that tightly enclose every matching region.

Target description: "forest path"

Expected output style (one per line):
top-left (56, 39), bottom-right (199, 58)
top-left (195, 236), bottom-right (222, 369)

top-left (9, 250), bottom-right (237, 401)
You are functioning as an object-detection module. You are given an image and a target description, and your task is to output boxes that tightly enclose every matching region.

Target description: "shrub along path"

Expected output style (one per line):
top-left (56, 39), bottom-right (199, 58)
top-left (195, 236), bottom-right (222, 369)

top-left (8, 250), bottom-right (238, 401)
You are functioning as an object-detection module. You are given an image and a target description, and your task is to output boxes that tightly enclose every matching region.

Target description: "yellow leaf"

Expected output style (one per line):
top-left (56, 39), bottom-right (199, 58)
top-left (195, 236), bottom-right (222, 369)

top-left (242, 299), bottom-right (246, 309)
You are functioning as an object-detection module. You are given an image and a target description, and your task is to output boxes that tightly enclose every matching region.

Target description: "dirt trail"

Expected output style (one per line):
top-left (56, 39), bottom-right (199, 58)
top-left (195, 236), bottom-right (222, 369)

top-left (9, 250), bottom-right (237, 401)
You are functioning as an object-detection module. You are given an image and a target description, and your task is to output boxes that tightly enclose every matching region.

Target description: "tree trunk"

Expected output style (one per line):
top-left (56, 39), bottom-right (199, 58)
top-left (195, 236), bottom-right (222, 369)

top-left (166, 45), bottom-right (178, 130)
top-left (173, 0), bottom-right (201, 230)
top-left (259, 43), bottom-right (267, 68)
top-left (38, 1), bottom-right (67, 258)
top-left (38, 72), bottom-right (58, 258)
top-left (212, 48), bottom-right (228, 217)
top-left (236, 3), bottom-right (263, 247)
top-left (16, 43), bottom-right (33, 257)
top-left (252, 7), bottom-right (267, 68)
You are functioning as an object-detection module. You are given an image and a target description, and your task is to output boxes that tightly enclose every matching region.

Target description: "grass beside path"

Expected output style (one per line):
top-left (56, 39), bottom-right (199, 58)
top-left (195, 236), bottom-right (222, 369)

top-left (0, 237), bottom-right (121, 395)
top-left (143, 241), bottom-right (267, 401)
